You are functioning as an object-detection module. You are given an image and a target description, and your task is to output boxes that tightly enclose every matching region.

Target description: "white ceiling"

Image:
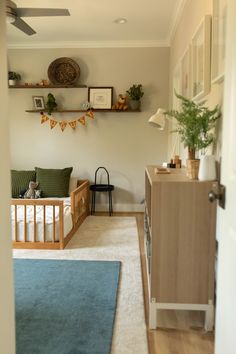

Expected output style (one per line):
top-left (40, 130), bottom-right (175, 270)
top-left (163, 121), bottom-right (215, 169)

top-left (7, 0), bottom-right (186, 48)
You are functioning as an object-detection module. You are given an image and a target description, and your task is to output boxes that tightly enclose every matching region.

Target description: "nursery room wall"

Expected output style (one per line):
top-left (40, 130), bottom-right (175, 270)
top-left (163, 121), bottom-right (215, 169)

top-left (8, 46), bottom-right (169, 211)
top-left (168, 0), bottom-right (224, 163)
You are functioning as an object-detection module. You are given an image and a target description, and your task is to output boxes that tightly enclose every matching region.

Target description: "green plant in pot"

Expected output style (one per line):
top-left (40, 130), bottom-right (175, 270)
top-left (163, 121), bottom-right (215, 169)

top-left (126, 84), bottom-right (144, 110)
top-left (46, 93), bottom-right (57, 115)
top-left (165, 92), bottom-right (221, 179)
top-left (8, 71), bottom-right (21, 86)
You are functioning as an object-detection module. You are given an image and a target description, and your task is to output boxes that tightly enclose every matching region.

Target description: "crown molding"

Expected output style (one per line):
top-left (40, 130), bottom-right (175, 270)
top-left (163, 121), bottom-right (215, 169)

top-left (167, 0), bottom-right (190, 44)
top-left (7, 39), bottom-right (170, 50)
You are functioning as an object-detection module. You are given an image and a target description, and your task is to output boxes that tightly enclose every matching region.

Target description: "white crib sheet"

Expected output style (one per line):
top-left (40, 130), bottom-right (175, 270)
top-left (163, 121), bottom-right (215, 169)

top-left (11, 197), bottom-right (73, 242)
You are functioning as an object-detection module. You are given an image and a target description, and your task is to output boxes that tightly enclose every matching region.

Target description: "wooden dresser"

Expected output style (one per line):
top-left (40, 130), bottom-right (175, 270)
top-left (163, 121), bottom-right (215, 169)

top-left (144, 166), bottom-right (216, 330)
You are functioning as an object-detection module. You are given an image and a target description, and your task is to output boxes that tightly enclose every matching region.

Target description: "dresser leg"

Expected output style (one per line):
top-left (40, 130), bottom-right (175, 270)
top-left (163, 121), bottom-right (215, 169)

top-left (204, 302), bottom-right (214, 331)
top-left (149, 301), bottom-right (157, 329)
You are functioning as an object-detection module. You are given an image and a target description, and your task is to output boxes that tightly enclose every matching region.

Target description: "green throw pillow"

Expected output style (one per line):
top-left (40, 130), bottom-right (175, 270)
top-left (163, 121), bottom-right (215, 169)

top-left (35, 167), bottom-right (73, 197)
top-left (11, 170), bottom-right (36, 198)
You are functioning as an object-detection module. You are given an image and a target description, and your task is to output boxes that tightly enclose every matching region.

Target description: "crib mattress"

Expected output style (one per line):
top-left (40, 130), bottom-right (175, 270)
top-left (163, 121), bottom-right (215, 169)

top-left (11, 197), bottom-right (73, 243)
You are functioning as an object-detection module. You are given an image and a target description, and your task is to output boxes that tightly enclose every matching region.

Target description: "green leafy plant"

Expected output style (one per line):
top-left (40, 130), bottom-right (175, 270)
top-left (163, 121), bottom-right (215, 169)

top-left (46, 93), bottom-right (57, 115)
top-left (8, 71), bottom-right (21, 81)
top-left (126, 84), bottom-right (144, 101)
top-left (165, 92), bottom-right (221, 159)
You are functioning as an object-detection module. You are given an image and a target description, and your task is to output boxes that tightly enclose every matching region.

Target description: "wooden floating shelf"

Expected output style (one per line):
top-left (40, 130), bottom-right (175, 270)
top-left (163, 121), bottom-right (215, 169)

top-left (9, 84), bottom-right (87, 89)
top-left (25, 109), bottom-right (141, 113)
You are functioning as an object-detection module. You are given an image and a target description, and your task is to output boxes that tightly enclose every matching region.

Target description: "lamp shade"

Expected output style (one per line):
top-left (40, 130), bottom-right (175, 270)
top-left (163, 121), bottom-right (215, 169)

top-left (148, 108), bottom-right (166, 130)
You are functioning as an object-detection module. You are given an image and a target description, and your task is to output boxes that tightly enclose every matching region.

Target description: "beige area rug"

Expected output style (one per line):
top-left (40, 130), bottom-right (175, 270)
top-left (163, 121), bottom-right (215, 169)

top-left (13, 216), bottom-right (148, 354)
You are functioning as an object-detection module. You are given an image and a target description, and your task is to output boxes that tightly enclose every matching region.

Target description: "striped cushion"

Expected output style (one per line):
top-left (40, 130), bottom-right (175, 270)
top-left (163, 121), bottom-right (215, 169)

top-left (11, 170), bottom-right (36, 198)
top-left (35, 167), bottom-right (73, 197)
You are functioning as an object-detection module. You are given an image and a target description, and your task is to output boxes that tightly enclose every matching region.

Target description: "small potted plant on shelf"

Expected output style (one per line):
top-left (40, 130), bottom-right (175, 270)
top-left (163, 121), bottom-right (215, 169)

top-left (165, 92), bottom-right (221, 179)
top-left (8, 71), bottom-right (21, 86)
top-left (126, 84), bottom-right (144, 110)
top-left (46, 93), bottom-right (57, 115)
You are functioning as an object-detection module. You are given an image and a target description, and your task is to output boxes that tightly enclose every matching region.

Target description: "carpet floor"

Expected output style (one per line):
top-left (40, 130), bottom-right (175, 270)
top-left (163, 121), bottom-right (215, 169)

top-left (15, 259), bottom-right (120, 354)
top-left (13, 216), bottom-right (148, 354)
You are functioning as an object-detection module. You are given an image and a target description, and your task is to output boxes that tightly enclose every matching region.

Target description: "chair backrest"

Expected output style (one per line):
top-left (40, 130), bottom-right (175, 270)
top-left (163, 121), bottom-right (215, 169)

top-left (94, 167), bottom-right (110, 185)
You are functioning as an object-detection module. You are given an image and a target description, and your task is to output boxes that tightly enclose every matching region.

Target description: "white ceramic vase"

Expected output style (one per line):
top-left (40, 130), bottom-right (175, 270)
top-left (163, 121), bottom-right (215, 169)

top-left (198, 155), bottom-right (216, 181)
top-left (8, 79), bottom-right (16, 86)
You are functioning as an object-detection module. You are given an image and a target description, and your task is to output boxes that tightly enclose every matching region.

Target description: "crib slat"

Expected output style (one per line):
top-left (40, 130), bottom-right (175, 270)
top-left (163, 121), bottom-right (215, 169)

top-left (34, 205), bottom-right (36, 242)
top-left (53, 206), bottom-right (56, 242)
top-left (43, 206), bottom-right (46, 243)
top-left (14, 205), bottom-right (18, 242)
top-left (59, 203), bottom-right (64, 248)
top-left (24, 205), bottom-right (27, 242)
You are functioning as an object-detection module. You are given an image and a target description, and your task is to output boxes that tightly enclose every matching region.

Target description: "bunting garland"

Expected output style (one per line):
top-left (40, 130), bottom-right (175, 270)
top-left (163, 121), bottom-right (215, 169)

top-left (41, 114), bottom-right (49, 124)
top-left (59, 121), bottom-right (67, 132)
top-left (69, 121), bottom-right (77, 130)
top-left (86, 110), bottom-right (94, 119)
top-left (39, 110), bottom-right (94, 132)
top-left (50, 119), bottom-right (57, 129)
top-left (78, 116), bottom-right (86, 125)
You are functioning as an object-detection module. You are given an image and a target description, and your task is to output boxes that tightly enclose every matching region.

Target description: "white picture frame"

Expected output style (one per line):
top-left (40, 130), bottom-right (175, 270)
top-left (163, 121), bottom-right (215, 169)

top-left (170, 62), bottom-right (182, 158)
top-left (180, 45), bottom-right (192, 98)
top-left (211, 0), bottom-right (227, 83)
top-left (191, 15), bottom-right (211, 101)
top-left (88, 87), bottom-right (113, 110)
top-left (32, 96), bottom-right (45, 110)
top-left (173, 61), bottom-right (182, 109)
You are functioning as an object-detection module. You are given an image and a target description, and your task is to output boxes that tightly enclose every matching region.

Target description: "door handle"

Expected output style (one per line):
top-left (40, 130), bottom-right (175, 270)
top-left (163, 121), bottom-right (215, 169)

top-left (208, 182), bottom-right (226, 209)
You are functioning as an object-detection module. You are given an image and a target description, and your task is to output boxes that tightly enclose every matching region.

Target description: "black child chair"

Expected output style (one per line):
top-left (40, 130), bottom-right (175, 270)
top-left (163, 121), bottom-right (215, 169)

top-left (90, 167), bottom-right (114, 216)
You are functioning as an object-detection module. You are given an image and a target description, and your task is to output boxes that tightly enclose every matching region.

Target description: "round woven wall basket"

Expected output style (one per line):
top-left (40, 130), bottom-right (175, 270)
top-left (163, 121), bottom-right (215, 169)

top-left (48, 57), bottom-right (80, 85)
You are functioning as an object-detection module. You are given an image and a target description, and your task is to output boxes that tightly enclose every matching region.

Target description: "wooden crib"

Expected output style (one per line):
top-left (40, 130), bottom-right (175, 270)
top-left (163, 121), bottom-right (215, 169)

top-left (12, 180), bottom-right (89, 250)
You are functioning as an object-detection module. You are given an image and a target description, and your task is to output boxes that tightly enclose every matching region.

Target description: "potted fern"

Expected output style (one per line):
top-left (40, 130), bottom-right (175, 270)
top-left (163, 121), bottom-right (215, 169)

top-left (126, 84), bottom-right (144, 110)
top-left (165, 92), bottom-right (221, 179)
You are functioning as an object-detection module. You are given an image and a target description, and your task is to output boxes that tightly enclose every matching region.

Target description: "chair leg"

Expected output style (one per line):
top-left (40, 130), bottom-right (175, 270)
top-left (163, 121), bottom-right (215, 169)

top-left (91, 191), bottom-right (96, 215)
top-left (108, 191), bottom-right (113, 216)
top-left (93, 191), bottom-right (96, 215)
top-left (110, 191), bottom-right (113, 215)
top-left (90, 191), bottom-right (94, 215)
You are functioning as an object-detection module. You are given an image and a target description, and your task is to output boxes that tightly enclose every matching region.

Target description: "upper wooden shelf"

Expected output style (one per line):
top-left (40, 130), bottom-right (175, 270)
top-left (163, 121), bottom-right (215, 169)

top-left (25, 109), bottom-right (141, 113)
top-left (9, 84), bottom-right (87, 89)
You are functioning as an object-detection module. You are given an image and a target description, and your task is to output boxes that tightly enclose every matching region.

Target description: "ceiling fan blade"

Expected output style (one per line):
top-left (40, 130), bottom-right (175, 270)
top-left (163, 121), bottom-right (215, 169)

top-left (16, 8), bottom-right (70, 17)
top-left (12, 17), bottom-right (36, 36)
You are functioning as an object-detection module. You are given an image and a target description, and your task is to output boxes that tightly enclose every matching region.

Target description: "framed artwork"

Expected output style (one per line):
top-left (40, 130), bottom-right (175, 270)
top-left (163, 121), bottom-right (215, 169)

top-left (169, 62), bottom-right (181, 159)
top-left (88, 87), bottom-right (113, 110)
top-left (181, 45), bottom-right (192, 98)
top-left (191, 15), bottom-right (211, 101)
top-left (32, 96), bottom-right (45, 110)
top-left (211, 0), bottom-right (227, 83)
top-left (173, 61), bottom-right (182, 109)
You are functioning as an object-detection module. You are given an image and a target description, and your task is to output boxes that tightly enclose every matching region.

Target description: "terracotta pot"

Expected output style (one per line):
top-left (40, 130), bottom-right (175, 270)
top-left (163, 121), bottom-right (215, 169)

top-left (186, 159), bottom-right (200, 180)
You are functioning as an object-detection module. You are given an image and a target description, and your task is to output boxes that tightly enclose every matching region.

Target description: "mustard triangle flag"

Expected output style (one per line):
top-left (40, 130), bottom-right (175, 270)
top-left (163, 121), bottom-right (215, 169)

top-left (59, 121), bottom-right (67, 132)
top-left (41, 114), bottom-right (49, 124)
top-left (78, 116), bottom-right (86, 125)
top-left (50, 119), bottom-right (57, 129)
top-left (86, 109), bottom-right (94, 119)
top-left (69, 120), bottom-right (77, 130)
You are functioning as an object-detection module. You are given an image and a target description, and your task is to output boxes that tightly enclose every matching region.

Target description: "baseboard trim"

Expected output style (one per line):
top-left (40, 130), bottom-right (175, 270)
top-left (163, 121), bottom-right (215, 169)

top-left (90, 203), bottom-right (144, 212)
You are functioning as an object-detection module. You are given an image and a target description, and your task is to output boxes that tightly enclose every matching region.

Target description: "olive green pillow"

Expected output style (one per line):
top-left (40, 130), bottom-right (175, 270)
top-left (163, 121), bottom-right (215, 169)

top-left (35, 167), bottom-right (73, 197)
top-left (11, 170), bottom-right (36, 198)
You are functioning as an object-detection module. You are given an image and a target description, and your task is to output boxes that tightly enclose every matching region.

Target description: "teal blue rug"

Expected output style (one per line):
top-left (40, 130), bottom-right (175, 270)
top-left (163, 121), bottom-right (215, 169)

top-left (14, 259), bottom-right (121, 354)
